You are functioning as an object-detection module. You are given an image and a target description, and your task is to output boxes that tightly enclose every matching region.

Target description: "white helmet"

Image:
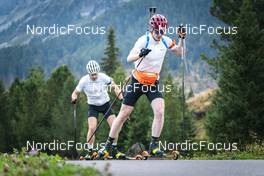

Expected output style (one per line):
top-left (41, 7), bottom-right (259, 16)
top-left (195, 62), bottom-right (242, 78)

top-left (86, 60), bottom-right (100, 74)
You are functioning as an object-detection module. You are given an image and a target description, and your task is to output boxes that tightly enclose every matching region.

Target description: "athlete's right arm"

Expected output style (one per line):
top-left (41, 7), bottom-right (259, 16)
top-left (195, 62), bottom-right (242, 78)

top-left (127, 36), bottom-right (145, 62)
top-left (71, 90), bottom-right (80, 104)
top-left (127, 52), bottom-right (140, 62)
top-left (71, 78), bottom-right (84, 104)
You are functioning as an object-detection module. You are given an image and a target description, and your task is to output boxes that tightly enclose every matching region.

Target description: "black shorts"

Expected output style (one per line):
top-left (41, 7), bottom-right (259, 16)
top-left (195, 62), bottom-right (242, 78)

top-left (123, 76), bottom-right (163, 107)
top-left (88, 102), bottom-right (114, 119)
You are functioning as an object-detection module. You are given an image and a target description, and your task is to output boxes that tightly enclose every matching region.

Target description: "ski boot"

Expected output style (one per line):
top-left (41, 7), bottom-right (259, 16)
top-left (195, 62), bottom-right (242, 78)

top-left (98, 145), bottom-right (112, 159)
top-left (80, 149), bottom-right (98, 160)
top-left (111, 145), bottom-right (126, 160)
top-left (98, 137), bottom-right (117, 159)
top-left (149, 141), bottom-right (165, 158)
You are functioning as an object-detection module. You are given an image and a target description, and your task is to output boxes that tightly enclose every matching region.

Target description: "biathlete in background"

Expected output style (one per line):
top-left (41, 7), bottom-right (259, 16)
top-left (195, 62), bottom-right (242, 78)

top-left (71, 60), bottom-right (125, 159)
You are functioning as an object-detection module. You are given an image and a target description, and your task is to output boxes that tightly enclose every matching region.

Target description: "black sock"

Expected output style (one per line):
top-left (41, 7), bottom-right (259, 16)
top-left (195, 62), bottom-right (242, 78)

top-left (106, 136), bottom-right (115, 147)
top-left (151, 136), bottom-right (159, 144)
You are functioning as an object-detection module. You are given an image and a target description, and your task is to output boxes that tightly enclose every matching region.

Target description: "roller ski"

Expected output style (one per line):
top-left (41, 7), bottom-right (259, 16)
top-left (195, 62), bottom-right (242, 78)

top-left (127, 150), bottom-right (150, 160)
top-left (98, 143), bottom-right (148, 160)
top-left (126, 143), bottom-right (150, 160)
top-left (147, 140), bottom-right (180, 160)
top-left (111, 145), bottom-right (127, 160)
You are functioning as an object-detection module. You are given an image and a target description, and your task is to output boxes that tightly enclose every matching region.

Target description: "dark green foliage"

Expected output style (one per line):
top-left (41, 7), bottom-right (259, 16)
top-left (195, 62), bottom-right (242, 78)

top-left (124, 96), bottom-right (152, 149)
top-left (0, 64), bottom-right (196, 154)
top-left (205, 0), bottom-right (264, 147)
top-left (161, 74), bottom-right (182, 142)
top-left (0, 66), bottom-right (81, 155)
top-left (110, 66), bottom-right (129, 150)
top-left (12, 68), bottom-right (48, 148)
top-left (0, 81), bottom-right (9, 152)
top-left (162, 74), bottom-right (196, 143)
top-left (46, 65), bottom-right (82, 155)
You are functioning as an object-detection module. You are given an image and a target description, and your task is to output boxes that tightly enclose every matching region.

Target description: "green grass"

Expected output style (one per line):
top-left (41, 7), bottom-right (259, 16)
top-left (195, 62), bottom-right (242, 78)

top-left (0, 149), bottom-right (99, 176)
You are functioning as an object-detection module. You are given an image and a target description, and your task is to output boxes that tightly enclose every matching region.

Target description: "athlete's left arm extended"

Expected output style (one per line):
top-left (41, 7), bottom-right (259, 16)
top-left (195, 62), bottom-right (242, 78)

top-left (170, 38), bottom-right (185, 57)
top-left (110, 81), bottom-right (123, 100)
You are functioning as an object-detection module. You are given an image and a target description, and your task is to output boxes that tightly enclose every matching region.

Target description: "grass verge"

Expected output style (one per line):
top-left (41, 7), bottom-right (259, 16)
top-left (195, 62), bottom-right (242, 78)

top-left (0, 149), bottom-right (99, 176)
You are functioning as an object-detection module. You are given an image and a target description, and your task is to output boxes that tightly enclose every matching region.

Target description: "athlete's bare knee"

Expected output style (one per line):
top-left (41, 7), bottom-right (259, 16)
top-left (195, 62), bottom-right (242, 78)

top-left (117, 113), bottom-right (128, 123)
top-left (118, 105), bottom-right (133, 122)
top-left (152, 98), bottom-right (164, 120)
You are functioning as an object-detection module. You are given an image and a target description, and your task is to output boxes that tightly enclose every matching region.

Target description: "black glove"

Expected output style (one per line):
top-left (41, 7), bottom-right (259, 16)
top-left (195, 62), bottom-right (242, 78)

top-left (139, 48), bottom-right (151, 58)
top-left (71, 99), bottom-right (77, 104)
top-left (177, 25), bottom-right (186, 39)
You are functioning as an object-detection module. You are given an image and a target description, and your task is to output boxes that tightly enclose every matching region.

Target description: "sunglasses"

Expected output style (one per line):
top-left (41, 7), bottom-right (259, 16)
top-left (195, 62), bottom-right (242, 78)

top-left (90, 73), bottom-right (97, 77)
top-left (154, 28), bottom-right (165, 35)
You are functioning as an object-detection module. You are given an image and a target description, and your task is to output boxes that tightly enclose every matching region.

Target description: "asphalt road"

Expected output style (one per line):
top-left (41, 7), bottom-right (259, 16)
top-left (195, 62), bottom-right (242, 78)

top-left (67, 160), bottom-right (264, 176)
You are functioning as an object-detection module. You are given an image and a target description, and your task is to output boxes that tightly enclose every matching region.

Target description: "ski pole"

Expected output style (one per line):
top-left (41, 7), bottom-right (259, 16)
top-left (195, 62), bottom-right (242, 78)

top-left (72, 103), bottom-right (77, 159)
top-left (73, 103), bottom-right (77, 145)
top-left (87, 76), bottom-right (131, 143)
top-left (181, 32), bottom-right (186, 140)
top-left (182, 37), bottom-right (193, 95)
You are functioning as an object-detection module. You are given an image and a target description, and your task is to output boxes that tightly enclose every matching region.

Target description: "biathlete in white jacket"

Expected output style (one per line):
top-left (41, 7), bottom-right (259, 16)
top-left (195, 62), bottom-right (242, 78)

top-left (71, 60), bottom-right (125, 159)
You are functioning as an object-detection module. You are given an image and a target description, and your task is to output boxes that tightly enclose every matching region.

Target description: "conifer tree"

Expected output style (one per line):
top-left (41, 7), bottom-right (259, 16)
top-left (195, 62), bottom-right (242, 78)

top-left (205, 0), bottom-right (264, 146)
top-left (101, 26), bottom-right (121, 76)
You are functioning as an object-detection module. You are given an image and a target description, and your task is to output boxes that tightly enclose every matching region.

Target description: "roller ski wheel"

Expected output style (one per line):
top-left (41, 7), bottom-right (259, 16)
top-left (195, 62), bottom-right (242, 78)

top-left (135, 154), bottom-right (144, 160)
top-left (140, 150), bottom-right (150, 160)
top-left (125, 154), bottom-right (146, 160)
top-left (126, 154), bottom-right (144, 160)
top-left (124, 150), bottom-right (149, 160)
top-left (171, 150), bottom-right (180, 160)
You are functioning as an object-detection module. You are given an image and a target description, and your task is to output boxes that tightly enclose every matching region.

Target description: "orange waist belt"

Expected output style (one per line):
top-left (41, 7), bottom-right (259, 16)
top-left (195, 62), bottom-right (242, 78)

top-left (133, 69), bottom-right (159, 85)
